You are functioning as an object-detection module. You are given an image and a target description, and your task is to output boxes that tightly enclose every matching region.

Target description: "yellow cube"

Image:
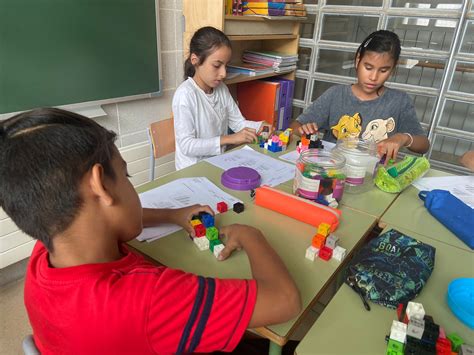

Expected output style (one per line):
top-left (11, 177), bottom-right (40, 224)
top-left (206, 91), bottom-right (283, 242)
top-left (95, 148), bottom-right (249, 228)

top-left (317, 223), bottom-right (331, 237)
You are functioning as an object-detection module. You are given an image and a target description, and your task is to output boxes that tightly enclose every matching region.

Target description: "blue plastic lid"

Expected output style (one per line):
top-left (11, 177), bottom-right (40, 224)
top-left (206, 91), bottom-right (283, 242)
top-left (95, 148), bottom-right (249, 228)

top-left (446, 278), bottom-right (474, 330)
top-left (221, 167), bottom-right (261, 191)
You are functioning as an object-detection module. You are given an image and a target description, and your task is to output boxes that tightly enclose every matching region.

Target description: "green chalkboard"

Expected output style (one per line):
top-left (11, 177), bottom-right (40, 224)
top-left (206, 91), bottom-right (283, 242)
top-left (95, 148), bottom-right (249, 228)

top-left (0, 0), bottom-right (161, 114)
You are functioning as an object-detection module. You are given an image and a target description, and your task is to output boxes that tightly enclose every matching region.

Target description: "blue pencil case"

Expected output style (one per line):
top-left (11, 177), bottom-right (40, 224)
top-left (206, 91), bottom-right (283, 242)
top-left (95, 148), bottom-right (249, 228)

top-left (419, 189), bottom-right (474, 249)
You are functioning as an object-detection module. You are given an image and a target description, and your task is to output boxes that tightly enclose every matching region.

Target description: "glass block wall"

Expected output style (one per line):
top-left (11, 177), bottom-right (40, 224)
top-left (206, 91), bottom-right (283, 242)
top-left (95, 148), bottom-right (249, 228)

top-left (294, 0), bottom-right (473, 173)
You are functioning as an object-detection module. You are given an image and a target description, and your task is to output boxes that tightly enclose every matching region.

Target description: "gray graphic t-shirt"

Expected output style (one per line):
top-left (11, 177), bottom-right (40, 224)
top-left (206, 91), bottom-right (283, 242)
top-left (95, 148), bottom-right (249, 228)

top-left (296, 85), bottom-right (426, 143)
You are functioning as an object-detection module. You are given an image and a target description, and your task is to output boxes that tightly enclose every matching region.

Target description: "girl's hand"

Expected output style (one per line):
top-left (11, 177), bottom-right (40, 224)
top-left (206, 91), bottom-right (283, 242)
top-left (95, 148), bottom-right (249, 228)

top-left (257, 122), bottom-right (275, 136)
top-left (377, 133), bottom-right (410, 163)
top-left (173, 204), bottom-right (214, 237)
top-left (231, 127), bottom-right (258, 145)
top-left (298, 123), bottom-right (318, 136)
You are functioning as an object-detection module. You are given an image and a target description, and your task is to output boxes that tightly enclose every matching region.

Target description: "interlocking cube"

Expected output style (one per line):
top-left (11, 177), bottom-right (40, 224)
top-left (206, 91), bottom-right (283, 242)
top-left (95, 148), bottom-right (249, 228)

top-left (193, 236), bottom-right (209, 251)
top-left (213, 244), bottom-right (225, 259)
top-left (317, 223), bottom-right (331, 237)
top-left (217, 201), bottom-right (228, 213)
top-left (312, 234), bottom-right (326, 249)
top-left (407, 318), bottom-right (425, 339)
top-left (191, 219), bottom-right (202, 227)
top-left (386, 339), bottom-right (404, 355)
top-left (406, 301), bottom-right (425, 321)
top-left (332, 246), bottom-right (346, 261)
top-left (233, 202), bottom-right (245, 213)
top-left (319, 246), bottom-right (333, 261)
top-left (421, 320), bottom-right (439, 346)
top-left (390, 320), bottom-right (407, 344)
top-left (447, 333), bottom-right (464, 352)
top-left (305, 246), bottom-right (319, 261)
top-left (194, 224), bottom-right (206, 237)
top-left (325, 233), bottom-right (339, 249)
top-left (459, 344), bottom-right (474, 355)
top-left (209, 238), bottom-right (223, 252)
top-left (206, 226), bottom-right (219, 241)
top-left (201, 213), bottom-right (215, 228)
top-left (436, 338), bottom-right (451, 355)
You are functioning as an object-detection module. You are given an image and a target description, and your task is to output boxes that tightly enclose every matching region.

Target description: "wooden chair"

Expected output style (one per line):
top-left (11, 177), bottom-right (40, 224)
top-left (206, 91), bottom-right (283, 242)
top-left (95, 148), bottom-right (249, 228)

top-left (147, 117), bottom-right (175, 181)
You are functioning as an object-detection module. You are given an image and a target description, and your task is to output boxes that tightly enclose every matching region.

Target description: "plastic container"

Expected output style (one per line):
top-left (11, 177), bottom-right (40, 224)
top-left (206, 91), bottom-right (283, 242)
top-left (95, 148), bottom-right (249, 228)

top-left (334, 138), bottom-right (379, 194)
top-left (446, 278), bottom-right (474, 329)
top-left (293, 149), bottom-right (346, 207)
top-left (221, 167), bottom-right (261, 190)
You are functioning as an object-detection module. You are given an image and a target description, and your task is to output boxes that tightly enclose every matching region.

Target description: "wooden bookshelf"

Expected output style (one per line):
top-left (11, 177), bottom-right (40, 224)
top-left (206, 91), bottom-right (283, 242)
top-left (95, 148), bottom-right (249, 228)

top-left (224, 70), bottom-right (294, 85)
top-left (183, 0), bottom-right (301, 82)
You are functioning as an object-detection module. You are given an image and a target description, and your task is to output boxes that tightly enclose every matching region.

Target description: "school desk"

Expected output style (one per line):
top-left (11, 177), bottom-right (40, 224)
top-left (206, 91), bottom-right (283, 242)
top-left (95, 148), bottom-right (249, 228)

top-left (379, 169), bottom-right (472, 252)
top-left (129, 158), bottom-right (378, 355)
top-left (251, 142), bottom-right (401, 219)
top-left (295, 224), bottom-right (474, 355)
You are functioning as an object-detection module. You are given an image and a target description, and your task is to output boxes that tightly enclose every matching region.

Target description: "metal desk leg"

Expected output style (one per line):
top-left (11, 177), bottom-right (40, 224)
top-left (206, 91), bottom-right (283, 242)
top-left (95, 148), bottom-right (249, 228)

top-left (269, 341), bottom-right (282, 355)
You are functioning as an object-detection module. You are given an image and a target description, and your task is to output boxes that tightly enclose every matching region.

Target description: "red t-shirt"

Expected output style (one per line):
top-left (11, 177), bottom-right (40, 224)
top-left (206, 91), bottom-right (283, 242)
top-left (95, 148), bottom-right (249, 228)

top-left (24, 242), bottom-right (257, 354)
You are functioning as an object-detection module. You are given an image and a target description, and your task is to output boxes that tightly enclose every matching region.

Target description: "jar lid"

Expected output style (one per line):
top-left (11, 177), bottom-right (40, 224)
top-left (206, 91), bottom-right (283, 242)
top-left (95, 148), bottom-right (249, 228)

top-left (221, 167), bottom-right (261, 190)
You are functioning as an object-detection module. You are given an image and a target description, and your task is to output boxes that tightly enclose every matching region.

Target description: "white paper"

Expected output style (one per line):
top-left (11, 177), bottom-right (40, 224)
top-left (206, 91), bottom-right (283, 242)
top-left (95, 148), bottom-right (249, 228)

top-left (412, 175), bottom-right (474, 208)
top-left (136, 177), bottom-right (242, 242)
top-left (278, 140), bottom-right (336, 164)
top-left (205, 145), bottom-right (295, 186)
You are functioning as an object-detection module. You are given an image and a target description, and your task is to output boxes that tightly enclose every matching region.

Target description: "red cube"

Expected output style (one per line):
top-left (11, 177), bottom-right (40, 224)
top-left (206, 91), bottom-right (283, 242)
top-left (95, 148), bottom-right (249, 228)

top-left (319, 246), bottom-right (333, 261)
top-left (194, 224), bottom-right (206, 237)
top-left (217, 201), bottom-right (228, 213)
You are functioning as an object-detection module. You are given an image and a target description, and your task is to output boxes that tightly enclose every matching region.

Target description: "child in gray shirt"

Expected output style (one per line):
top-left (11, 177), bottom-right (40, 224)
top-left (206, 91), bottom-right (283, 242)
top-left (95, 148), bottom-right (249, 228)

top-left (291, 30), bottom-right (430, 161)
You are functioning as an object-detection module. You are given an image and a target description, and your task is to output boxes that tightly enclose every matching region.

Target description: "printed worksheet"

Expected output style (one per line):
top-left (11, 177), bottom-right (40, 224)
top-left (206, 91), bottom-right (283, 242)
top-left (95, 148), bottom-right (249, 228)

top-left (413, 175), bottom-right (474, 208)
top-left (205, 146), bottom-right (295, 186)
top-left (136, 177), bottom-right (242, 242)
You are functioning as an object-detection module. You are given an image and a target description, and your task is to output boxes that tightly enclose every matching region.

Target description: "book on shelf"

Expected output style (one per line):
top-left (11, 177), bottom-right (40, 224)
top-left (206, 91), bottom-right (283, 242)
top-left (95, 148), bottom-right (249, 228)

top-left (244, 50), bottom-right (299, 61)
top-left (243, 52), bottom-right (298, 66)
top-left (242, 2), bottom-right (306, 16)
top-left (227, 63), bottom-right (275, 76)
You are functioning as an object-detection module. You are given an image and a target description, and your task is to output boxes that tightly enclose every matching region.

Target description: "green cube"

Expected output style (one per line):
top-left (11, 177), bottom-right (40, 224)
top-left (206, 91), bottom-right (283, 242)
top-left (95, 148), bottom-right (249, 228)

top-left (386, 339), bottom-right (403, 355)
top-left (447, 333), bottom-right (464, 352)
top-left (206, 226), bottom-right (219, 241)
top-left (209, 239), bottom-right (223, 252)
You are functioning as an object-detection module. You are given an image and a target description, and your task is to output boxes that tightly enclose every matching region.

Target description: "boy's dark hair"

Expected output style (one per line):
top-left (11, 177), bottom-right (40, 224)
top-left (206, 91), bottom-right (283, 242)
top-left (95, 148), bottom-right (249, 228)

top-left (0, 108), bottom-right (117, 251)
top-left (184, 26), bottom-right (232, 79)
top-left (355, 30), bottom-right (401, 65)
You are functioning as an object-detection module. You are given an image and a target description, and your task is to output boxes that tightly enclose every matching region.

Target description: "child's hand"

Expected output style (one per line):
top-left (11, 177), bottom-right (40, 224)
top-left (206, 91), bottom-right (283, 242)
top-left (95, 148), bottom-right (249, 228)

top-left (173, 204), bottom-right (214, 237)
top-left (298, 123), bottom-right (318, 136)
top-left (231, 127), bottom-right (258, 145)
top-left (377, 133), bottom-right (410, 163)
top-left (257, 123), bottom-right (274, 137)
top-left (217, 224), bottom-right (262, 261)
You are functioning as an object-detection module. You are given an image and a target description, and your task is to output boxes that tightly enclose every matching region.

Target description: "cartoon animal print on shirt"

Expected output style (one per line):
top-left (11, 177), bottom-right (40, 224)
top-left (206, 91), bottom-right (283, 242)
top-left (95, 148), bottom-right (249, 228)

top-left (331, 113), bottom-right (362, 140)
top-left (362, 117), bottom-right (395, 143)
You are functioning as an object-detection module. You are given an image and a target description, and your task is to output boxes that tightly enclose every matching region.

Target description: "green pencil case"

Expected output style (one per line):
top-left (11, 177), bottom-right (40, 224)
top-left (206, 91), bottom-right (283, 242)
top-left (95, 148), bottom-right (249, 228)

top-left (374, 155), bottom-right (430, 193)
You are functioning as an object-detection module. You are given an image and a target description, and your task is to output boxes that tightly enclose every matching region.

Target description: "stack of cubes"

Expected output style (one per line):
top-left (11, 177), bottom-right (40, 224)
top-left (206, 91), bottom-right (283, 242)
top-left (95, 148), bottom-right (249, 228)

top-left (191, 212), bottom-right (225, 259)
top-left (305, 223), bottom-right (346, 262)
top-left (296, 132), bottom-right (324, 154)
top-left (258, 128), bottom-right (292, 153)
top-left (386, 301), bottom-right (472, 354)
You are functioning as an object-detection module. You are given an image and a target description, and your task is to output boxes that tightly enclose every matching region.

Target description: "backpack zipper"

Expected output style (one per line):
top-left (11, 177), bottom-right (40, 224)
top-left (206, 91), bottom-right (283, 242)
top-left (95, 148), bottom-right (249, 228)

top-left (347, 276), bottom-right (371, 311)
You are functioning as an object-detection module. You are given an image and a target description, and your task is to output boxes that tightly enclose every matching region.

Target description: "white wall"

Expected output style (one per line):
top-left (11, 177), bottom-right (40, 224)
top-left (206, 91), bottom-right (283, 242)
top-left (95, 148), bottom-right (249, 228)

top-left (0, 0), bottom-right (185, 269)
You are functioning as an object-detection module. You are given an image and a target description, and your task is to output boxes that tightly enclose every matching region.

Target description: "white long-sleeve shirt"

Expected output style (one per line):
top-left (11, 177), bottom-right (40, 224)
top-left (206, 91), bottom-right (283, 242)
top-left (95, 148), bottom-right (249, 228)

top-left (172, 78), bottom-right (262, 170)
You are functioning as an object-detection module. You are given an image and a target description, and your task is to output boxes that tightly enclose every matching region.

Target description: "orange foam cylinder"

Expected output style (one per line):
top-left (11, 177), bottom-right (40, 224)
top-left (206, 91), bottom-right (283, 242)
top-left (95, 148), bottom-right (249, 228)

top-left (254, 186), bottom-right (341, 231)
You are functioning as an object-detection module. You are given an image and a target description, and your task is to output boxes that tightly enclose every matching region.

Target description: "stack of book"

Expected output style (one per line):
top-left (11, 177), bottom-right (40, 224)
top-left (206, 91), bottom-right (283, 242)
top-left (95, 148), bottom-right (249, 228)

top-left (242, 1), bottom-right (306, 17)
top-left (226, 62), bottom-right (276, 76)
top-left (242, 50), bottom-right (298, 73)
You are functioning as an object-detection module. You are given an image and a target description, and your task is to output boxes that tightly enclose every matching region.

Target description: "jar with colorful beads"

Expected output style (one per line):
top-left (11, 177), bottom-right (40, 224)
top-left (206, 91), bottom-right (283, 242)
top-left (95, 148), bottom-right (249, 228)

top-left (334, 138), bottom-right (379, 194)
top-left (293, 149), bottom-right (346, 208)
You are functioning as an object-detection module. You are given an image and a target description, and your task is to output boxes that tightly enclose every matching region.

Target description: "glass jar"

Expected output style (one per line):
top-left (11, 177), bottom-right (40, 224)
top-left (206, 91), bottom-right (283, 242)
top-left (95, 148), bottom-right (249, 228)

top-left (334, 138), bottom-right (379, 194)
top-left (293, 149), bottom-right (346, 207)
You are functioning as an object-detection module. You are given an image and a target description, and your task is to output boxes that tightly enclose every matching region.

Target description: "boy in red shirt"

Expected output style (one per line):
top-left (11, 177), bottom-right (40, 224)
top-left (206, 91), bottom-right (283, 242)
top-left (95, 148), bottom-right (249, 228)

top-left (0, 108), bottom-right (301, 354)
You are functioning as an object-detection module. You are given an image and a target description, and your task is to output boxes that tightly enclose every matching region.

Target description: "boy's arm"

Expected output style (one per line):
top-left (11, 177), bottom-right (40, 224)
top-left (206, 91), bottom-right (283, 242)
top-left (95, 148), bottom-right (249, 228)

top-left (218, 224), bottom-right (301, 327)
top-left (142, 205), bottom-right (214, 236)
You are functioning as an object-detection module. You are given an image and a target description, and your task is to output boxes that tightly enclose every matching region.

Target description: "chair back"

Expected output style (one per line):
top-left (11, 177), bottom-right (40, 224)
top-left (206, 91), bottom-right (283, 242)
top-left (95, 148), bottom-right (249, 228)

top-left (148, 117), bottom-right (175, 181)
